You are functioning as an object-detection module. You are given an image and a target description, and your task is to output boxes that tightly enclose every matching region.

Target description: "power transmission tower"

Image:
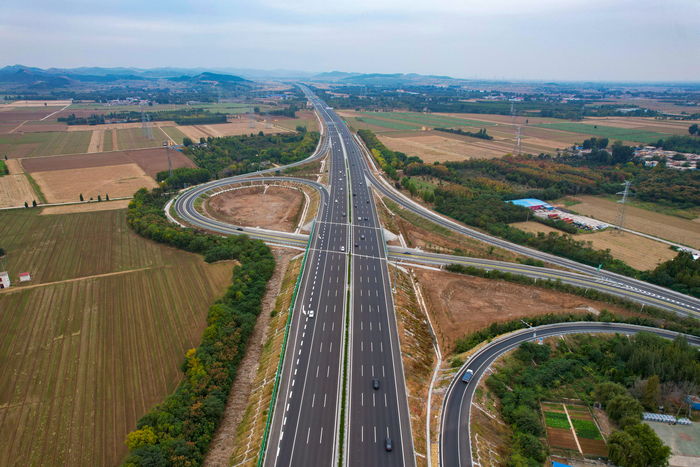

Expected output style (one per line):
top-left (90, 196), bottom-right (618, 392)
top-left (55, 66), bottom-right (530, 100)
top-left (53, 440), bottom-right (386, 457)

top-left (248, 104), bottom-right (255, 129)
top-left (165, 144), bottom-right (173, 177)
top-left (613, 180), bottom-right (633, 235)
top-left (265, 109), bottom-right (271, 129)
top-left (514, 125), bottom-right (522, 155)
top-left (218, 89), bottom-right (222, 105)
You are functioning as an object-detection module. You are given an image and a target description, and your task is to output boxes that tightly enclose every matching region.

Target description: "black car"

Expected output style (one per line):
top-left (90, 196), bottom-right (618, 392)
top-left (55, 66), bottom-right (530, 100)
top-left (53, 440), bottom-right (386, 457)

top-left (236, 227), bottom-right (243, 231)
top-left (355, 243), bottom-right (359, 247)
top-left (364, 217), bottom-right (368, 220)
top-left (373, 379), bottom-right (379, 390)
top-left (366, 200), bottom-right (370, 203)
top-left (385, 438), bottom-right (392, 452)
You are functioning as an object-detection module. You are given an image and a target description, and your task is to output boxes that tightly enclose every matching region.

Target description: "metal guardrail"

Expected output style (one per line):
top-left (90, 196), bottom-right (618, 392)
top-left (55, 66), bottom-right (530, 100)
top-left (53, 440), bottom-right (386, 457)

top-left (257, 218), bottom-right (316, 467)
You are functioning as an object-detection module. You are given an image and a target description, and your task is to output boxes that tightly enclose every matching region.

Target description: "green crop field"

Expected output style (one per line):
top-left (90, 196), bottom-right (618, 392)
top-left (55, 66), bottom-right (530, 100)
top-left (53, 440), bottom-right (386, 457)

top-left (116, 127), bottom-right (168, 150)
top-left (533, 122), bottom-right (671, 144)
top-left (544, 411), bottom-right (571, 429)
top-left (0, 131), bottom-right (92, 159)
top-left (101, 129), bottom-right (113, 151)
top-left (0, 208), bottom-right (234, 466)
top-left (161, 126), bottom-right (188, 145)
top-left (363, 111), bottom-right (496, 128)
top-left (572, 418), bottom-right (603, 440)
top-left (355, 116), bottom-right (421, 131)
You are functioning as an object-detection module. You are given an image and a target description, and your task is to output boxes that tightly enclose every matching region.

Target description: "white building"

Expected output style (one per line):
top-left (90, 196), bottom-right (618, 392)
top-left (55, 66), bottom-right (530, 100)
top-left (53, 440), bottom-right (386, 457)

top-left (0, 271), bottom-right (10, 289)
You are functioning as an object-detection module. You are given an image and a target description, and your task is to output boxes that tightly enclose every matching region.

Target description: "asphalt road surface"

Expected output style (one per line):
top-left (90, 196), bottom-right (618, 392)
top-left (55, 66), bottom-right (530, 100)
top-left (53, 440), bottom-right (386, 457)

top-left (440, 323), bottom-right (700, 467)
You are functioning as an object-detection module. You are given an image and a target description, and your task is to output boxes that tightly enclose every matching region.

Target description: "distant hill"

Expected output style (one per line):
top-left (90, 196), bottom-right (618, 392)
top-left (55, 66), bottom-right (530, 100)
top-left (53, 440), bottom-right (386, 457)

top-left (310, 71), bottom-right (456, 85)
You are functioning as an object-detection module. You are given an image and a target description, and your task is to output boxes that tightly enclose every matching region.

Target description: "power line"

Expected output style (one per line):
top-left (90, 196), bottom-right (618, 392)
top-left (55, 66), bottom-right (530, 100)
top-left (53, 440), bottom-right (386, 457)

top-left (613, 180), bottom-right (633, 235)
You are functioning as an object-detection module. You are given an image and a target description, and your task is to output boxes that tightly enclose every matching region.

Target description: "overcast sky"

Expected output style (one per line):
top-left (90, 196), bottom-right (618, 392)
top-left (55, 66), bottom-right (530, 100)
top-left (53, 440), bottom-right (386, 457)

top-left (1, 0), bottom-right (699, 81)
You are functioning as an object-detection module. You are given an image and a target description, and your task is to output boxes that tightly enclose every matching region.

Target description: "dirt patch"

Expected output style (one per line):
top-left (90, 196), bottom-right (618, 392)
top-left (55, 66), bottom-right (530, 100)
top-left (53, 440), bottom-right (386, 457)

top-left (511, 221), bottom-right (678, 271)
top-left (0, 174), bottom-right (38, 207)
top-left (413, 268), bottom-right (636, 353)
top-left (4, 159), bottom-right (23, 174)
top-left (87, 129), bottom-right (103, 153)
top-left (593, 407), bottom-right (613, 437)
top-left (547, 427), bottom-right (580, 451)
top-left (31, 163), bottom-right (157, 203)
top-left (577, 438), bottom-right (608, 456)
top-left (40, 199), bottom-right (131, 215)
top-left (21, 147), bottom-right (196, 178)
top-left (571, 195), bottom-right (700, 250)
top-left (66, 121), bottom-right (177, 132)
top-left (206, 186), bottom-right (304, 232)
top-left (203, 248), bottom-right (296, 467)
top-left (176, 120), bottom-right (291, 141)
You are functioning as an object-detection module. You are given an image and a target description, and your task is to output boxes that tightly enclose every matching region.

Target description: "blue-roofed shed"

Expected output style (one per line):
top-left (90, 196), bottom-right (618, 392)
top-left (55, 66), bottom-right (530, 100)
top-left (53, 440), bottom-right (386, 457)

top-left (552, 462), bottom-right (573, 467)
top-left (507, 198), bottom-right (554, 211)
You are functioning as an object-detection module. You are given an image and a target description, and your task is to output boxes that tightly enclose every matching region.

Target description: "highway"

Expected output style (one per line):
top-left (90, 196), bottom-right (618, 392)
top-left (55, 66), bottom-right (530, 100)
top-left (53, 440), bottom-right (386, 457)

top-left (439, 322), bottom-right (700, 467)
top-left (169, 87), bottom-right (700, 467)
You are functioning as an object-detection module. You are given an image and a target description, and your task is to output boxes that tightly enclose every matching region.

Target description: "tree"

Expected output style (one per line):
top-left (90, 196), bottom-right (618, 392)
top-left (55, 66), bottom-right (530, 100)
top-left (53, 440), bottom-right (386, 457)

top-left (595, 382), bottom-right (625, 407)
top-left (0, 247), bottom-right (6, 257)
top-left (607, 430), bottom-right (644, 467)
top-left (689, 124), bottom-right (698, 136)
top-left (612, 141), bottom-right (635, 164)
top-left (125, 425), bottom-right (158, 450)
top-left (97, 195), bottom-right (102, 202)
top-left (607, 395), bottom-right (643, 427)
top-left (643, 375), bottom-right (661, 410)
top-left (183, 137), bottom-right (193, 147)
top-left (24, 201), bottom-right (28, 208)
top-left (32, 200), bottom-right (37, 207)
top-left (79, 193), bottom-right (84, 202)
top-left (106, 194), bottom-right (110, 201)
top-left (199, 137), bottom-right (206, 144)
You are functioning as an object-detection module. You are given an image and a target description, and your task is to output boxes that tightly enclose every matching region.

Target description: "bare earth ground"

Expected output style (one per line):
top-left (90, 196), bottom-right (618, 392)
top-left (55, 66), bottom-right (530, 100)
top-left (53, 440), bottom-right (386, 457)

top-left (413, 268), bottom-right (636, 352)
top-left (511, 221), bottom-right (677, 271)
top-left (570, 196), bottom-right (700, 250)
top-left (176, 120), bottom-right (291, 141)
top-left (203, 248), bottom-right (295, 467)
top-left (88, 129), bottom-right (103, 153)
top-left (31, 163), bottom-right (158, 203)
top-left (40, 199), bottom-right (132, 215)
top-left (21, 147), bottom-right (196, 179)
top-left (0, 100), bottom-right (72, 108)
top-left (66, 121), bottom-right (177, 132)
top-left (4, 159), bottom-right (23, 175)
top-left (206, 186), bottom-right (304, 232)
top-left (0, 174), bottom-right (38, 207)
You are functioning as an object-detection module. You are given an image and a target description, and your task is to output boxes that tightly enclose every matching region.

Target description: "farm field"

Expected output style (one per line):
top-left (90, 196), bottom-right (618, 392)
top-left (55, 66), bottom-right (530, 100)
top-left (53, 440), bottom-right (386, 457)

top-left (31, 163), bottom-right (158, 203)
top-left (0, 131), bottom-right (92, 159)
top-left (21, 147), bottom-right (196, 179)
top-left (532, 122), bottom-right (670, 144)
top-left (175, 120), bottom-right (291, 141)
top-left (271, 110), bottom-right (319, 133)
top-left (0, 106), bottom-right (67, 123)
top-left (161, 126), bottom-right (188, 145)
top-left (568, 196), bottom-right (700, 250)
top-left (0, 208), bottom-right (234, 467)
top-left (0, 173), bottom-right (38, 208)
top-left (511, 221), bottom-right (678, 271)
top-left (115, 127), bottom-right (169, 151)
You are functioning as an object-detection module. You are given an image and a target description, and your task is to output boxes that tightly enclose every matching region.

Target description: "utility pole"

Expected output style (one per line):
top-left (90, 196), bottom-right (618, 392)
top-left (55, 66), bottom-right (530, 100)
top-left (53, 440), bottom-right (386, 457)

top-left (613, 181), bottom-right (633, 235)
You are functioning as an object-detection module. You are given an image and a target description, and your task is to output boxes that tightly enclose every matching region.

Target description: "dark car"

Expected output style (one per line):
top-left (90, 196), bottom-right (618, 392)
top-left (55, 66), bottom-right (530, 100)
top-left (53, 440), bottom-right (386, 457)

top-left (366, 200), bottom-right (370, 203)
top-left (385, 438), bottom-right (392, 452)
top-left (364, 217), bottom-right (368, 220)
top-left (236, 227), bottom-right (243, 231)
top-left (355, 243), bottom-right (359, 247)
top-left (373, 379), bottom-right (379, 390)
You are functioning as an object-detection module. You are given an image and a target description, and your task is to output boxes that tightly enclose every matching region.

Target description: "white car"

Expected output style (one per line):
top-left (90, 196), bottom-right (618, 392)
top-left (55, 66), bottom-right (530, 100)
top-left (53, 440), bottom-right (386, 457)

top-left (308, 309), bottom-right (315, 318)
top-left (341, 246), bottom-right (345, 252)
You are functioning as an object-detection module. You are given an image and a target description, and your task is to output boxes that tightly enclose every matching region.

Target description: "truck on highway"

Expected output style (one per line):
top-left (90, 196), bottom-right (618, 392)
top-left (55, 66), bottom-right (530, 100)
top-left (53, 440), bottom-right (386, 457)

top-left (462, 369), bottom-right (474, 384)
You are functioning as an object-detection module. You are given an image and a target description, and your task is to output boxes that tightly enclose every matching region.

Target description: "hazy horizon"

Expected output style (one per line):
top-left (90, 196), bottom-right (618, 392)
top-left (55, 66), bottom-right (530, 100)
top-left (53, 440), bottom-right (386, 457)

top-left (2, 0), bottom-right (699, 82)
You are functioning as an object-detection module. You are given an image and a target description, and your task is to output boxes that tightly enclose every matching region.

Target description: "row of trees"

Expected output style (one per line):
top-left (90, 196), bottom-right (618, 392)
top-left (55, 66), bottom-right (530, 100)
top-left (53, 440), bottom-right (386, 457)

top-left (433, 127), bottom-right (493, 140)
top-left (122, 187), bottom-right (275, 467)
top-left (357, 129), bottom-right (423, 180)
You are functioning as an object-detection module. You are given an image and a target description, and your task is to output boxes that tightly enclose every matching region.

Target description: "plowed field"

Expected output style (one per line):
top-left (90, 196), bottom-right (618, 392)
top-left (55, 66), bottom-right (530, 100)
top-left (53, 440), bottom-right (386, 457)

top-left (0, 208), bottom-right (234, 467)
